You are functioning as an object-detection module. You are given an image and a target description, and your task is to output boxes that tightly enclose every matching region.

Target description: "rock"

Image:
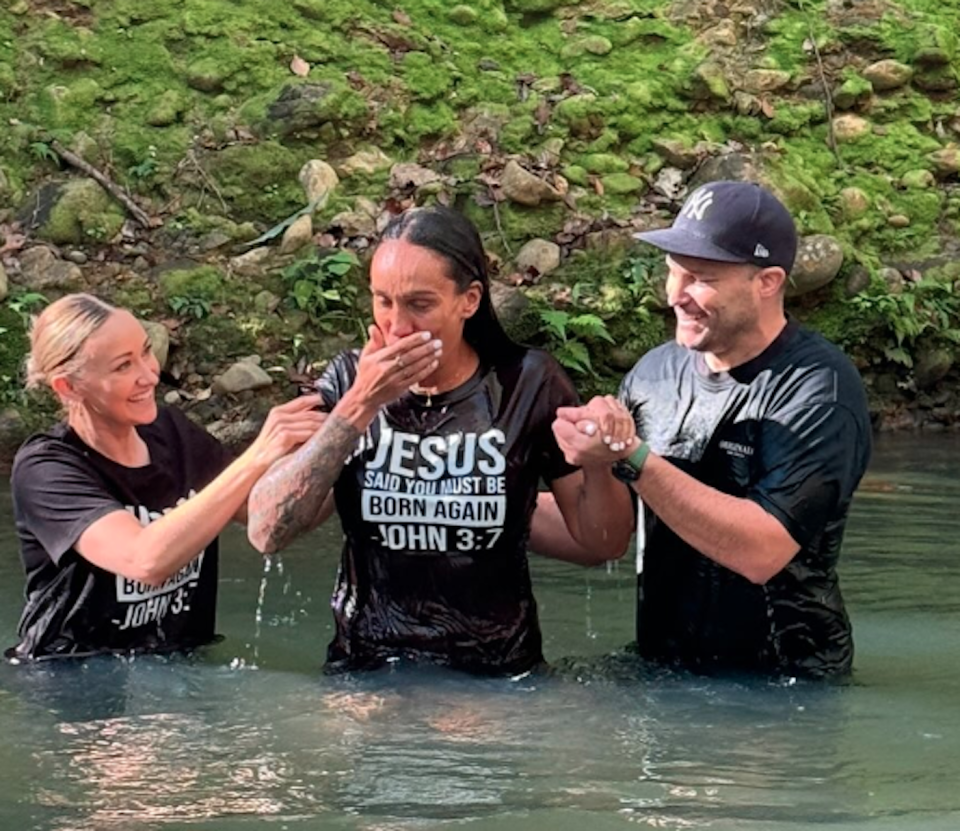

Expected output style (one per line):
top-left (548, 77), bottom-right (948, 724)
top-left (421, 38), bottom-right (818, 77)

top-left (279, 214), bottom-right (314, 254)
top-left (734, 91), bottom-right (762, 116)
top-left (912, 66), bottom-right (958, 93)
top-left (18, 246), bottom-right (82, 290)
top-left (338, 148), bottom-right (393, 177)
top-left (832, 114), bottom-right (871, 142)
top-left (238, 354), bottom-right (262, 366)
top-left (887, 214), bottom-right (911, 228)
top-left (329, 211), bottom-right (376, 238)
top-left (500, 160), bottom-right (561, 206)
top-left (742, 69), bottom-right (792, 93)
top-left (561, 36), bottom-right (613, 59)
top-left (186, 58), bottom-right (230, 93)
top-left (213, 361), bottom-right (274, 395)
top-left (147, 90), bottom-right (183, 126)
top-left (515, 239), bottom-right (561, 277)
top-left (844, 265), bottom-right (871, 297)
top-left (0, 262), bottom-right (7, 302)
top-left (928, 145), bottom-right (960, 178)
top-left (651, 138), bottom-right (701, 169)
top-left (22, 178), bottom-right (125, 245)
top-left (389, 163), bottom-right (442, 191)
top-left (601, 172), bottom-right (643, 195)
top-left (163, 390), bottom-right (181, 405)
top-left (900, 169), bottom-right (936, 189)
top-left (141, 321), bottom-right (171, 369)
top-left (839, 187), bottom-right (871, 218)
top-left (912, 24), bottom-right (956, 68)
top-left (264, 82), bottom-right (366, 138)
top-left (448, 4), bottom-right (478, 24)
top-left (690, 62), bottom-right (730, 103)
top-left (914, 348), bottom-right (954, 390)
top-left (254, 290), bottom-right (281, 314)
top-left (879, 266), bottom-right (904, 294)
top-left (206, 417), bottom-right (263, 449)
top-left (64, 250), bottom-right (88, 264)
top-left (787, 235), bottom-right (844, 297)
top-left (489, 281), bottom-right (530, 333)
top-left (697, 20), bottom-right (738, 48)
top-left (229, 246), bottom-right (272, 277)
top-left (299, 159), bottom-right (339, 206)
top-left (862, 60), bottom-right (913, 91)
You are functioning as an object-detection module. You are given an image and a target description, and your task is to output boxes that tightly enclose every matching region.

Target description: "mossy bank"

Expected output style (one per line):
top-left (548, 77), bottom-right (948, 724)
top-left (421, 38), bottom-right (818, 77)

top-left (1, 0), bottom-right (960, 457)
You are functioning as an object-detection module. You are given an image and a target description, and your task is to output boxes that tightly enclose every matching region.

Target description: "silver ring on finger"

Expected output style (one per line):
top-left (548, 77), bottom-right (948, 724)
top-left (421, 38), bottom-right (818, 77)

top-left (394, 356), bottom-right (405, 370)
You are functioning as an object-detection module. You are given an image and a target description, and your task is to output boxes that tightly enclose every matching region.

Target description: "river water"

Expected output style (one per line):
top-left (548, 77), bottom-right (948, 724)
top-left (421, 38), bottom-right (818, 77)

top-left (0, 434), bottom-right (958, 830)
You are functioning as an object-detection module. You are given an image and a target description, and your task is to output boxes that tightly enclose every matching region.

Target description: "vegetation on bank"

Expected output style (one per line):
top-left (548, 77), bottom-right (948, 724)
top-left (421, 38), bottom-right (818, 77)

top-left (1, 0), bottom-right (959, 442)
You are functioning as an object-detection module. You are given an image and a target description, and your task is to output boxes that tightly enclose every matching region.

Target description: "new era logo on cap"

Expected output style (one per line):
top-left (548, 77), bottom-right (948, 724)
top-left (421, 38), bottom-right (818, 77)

top-left (633, 181), bottom-right (798, 273)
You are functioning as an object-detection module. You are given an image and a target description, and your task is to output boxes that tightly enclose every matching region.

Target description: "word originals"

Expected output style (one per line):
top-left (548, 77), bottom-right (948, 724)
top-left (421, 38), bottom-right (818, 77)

top-left (363, 471), bottom-right (505, 495)
top-left (377, 524), bottom-right (504, 552)
top-left (361, 490), bottom-right (506, 527)
top-left (116, 586), bottom-right (192, 631)
top-left (365, 426), bottom-right (507, 480)
top-left (718, 439), bottom-right (755, 458)
top-left (115, 554), bottom-right (205, 602)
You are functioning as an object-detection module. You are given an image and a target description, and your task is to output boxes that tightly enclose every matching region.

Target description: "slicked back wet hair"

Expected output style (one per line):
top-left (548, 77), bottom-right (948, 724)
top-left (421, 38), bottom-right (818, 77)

top-left (379, 206), bottom-right (523, 366)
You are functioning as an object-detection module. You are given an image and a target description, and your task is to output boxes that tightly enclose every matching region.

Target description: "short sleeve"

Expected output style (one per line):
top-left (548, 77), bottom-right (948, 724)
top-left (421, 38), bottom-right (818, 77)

top-left (313, 350), bottom-right (360, 412)
top-left (530, 353), bottom-right (580, 484)
top-left (11, 444), bottom-right (125, 565)
top-left (748, 404), bottom-right (867, 547)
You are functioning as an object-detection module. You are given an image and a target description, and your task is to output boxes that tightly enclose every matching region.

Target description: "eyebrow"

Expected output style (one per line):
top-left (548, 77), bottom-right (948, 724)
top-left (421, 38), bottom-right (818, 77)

top-left (372, 289), bottom-right (439, 300)
top-left (108, 338), bottom-right (152, 364)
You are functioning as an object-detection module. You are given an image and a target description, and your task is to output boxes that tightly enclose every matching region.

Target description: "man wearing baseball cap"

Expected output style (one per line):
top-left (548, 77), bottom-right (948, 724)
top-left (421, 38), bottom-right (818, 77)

top-left (535, 181), bottom-right (872, 679)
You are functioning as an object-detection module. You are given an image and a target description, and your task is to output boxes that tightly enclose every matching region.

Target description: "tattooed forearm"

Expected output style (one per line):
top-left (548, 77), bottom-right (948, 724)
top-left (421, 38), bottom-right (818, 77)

top-left (247, 413), bottom-right (360, 553)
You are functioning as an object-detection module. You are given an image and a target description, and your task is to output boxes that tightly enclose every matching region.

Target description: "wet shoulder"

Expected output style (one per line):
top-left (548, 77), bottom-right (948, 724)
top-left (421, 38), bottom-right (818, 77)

top-left (772, 326), bottom-right (868, 413)
top-left (315, 349), bottom-right (362, 407)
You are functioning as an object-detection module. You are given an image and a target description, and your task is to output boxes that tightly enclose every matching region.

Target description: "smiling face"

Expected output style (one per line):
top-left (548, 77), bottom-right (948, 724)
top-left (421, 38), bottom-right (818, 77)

top-left (56, 310), bottom-right (160, 428)
top-left (369, 238), bottom-right (482, 354)
top-left (665, 253), bottom-right (784, 369)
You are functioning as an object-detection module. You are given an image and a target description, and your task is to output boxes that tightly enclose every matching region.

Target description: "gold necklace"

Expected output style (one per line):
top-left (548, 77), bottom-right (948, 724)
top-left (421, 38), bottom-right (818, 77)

top-left (412, 358), bottom-right (478, 407)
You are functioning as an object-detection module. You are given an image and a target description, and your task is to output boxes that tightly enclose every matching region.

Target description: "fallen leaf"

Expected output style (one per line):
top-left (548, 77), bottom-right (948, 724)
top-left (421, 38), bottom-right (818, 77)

top-left (392, 8), bottom-right (411, 26)
top-left (290, 55), bottom-right (310, 77)
top-left (759, 98), bottom-right (776, 118)
top-left (592, 177), bottom-right (604, 196)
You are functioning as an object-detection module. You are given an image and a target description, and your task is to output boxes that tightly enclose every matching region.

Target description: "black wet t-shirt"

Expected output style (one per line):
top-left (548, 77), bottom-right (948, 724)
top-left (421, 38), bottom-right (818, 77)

top-left (622, 321), bottom-right (872, 678)
top-left (316, 347), bottom-right (578, 675)
top-left (8, 407), bottom-right (233, 661)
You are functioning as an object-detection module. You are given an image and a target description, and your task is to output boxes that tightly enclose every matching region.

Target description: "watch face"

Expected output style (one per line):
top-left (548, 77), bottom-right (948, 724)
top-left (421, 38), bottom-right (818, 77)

top-left (612, 460), bottom-right (640, 484)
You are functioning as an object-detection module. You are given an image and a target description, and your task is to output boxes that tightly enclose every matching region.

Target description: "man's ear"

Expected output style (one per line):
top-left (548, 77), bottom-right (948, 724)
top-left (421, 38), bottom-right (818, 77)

top-left (461, 280), bottom-right (483, 320)
top-left (758, 266), bottom-right (788, 298)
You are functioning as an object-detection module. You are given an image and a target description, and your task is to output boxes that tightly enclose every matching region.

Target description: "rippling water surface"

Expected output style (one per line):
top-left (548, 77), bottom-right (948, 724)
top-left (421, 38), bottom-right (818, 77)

top-left (1, 434), bottom-right (958, 830)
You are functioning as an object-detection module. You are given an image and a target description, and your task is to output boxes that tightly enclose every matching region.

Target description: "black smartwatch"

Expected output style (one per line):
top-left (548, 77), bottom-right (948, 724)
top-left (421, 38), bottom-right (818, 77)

top-left (612, 442), bottom-right (650, 484)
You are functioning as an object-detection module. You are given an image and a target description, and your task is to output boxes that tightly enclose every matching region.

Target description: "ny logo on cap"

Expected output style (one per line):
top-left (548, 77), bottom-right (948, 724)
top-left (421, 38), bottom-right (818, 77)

top-left (680, 188), bottom-right (714, 222)
top-left (754, 243), bottom-right (769, 258)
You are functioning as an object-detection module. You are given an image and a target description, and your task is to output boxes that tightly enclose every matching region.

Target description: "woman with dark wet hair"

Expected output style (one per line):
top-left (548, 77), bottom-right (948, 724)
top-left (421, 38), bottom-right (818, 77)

top-left (248, 206), bottom-right (634, 675)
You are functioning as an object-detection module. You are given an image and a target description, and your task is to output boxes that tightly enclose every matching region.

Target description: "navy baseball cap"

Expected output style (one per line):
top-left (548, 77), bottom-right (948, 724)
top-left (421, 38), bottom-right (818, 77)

top-left (634, 180), bottom-right (798, 274)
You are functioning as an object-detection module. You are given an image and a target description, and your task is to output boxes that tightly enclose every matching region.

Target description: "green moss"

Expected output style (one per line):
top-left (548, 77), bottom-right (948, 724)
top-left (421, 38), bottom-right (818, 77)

top-left (38, 179), bottom-right (125, 245)
top-left (402, 52), bottom-right (455, 101)
top-left (600, 172), bottom-right (643, 195)
top-left (179, 314), bottom-right (257, 363)
top-left (159, 265), bottom-right (226, 302)
top-left (580, 153), bottom-right (628, 174)
top-left (207, 141), bottom-right (310, 222)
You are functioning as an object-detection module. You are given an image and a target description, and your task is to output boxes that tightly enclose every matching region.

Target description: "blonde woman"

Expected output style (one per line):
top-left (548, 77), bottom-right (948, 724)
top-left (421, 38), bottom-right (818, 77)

top-left (7, 294), bottom-right (325, 661)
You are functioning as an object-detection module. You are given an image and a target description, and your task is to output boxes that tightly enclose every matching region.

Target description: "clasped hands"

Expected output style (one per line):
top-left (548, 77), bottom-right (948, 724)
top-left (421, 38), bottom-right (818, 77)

top-left (551, 396), bottom-right (640, 468)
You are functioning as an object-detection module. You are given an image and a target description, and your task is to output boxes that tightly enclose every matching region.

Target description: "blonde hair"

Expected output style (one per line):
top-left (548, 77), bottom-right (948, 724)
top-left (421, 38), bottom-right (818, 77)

top-left (26, 293), bottom-right (116, 390)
